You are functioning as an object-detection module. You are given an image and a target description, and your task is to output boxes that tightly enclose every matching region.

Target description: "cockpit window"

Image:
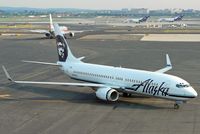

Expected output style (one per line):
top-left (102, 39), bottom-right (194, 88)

top-left (176, 83), bottom-right (190, 88)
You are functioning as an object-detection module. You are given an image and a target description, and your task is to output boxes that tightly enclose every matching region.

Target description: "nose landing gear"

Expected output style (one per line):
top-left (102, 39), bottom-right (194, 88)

top-left (174, 101), bottom-right (184, 109)
top-left (174, 103), bottom-right (180, 109)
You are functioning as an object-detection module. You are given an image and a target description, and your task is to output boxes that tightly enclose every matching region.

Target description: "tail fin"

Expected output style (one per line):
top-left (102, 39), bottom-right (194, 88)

top-left (49, 14), bottom-right (54, 32)
top-left (179, 15), bottom-right (184, 20)
top-left (53, 23), bottom-right (78, 62)
top-left (140, 15), bottom-right (150, 22)
top-left (143, 15), bottom-right (150, 21)
top-left (174, 15), bottom-right (184, 21)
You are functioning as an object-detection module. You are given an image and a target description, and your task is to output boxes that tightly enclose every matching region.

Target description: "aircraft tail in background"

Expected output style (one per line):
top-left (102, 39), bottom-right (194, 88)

top-left (49, 14), bottom-right (54, 32)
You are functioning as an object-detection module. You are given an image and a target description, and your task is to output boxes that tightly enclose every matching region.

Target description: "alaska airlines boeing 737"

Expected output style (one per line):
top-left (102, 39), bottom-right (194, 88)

top-left (2, 23), bottom-right (197, 109)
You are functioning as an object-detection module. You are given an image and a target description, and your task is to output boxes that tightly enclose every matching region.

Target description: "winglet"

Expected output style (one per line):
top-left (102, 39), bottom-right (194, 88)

top-left (2, 66), bottom-right (14, 82)
top-left (166, 54), bottom-right (172, 67)
top-left (155, 54), bottom-right (172, 73)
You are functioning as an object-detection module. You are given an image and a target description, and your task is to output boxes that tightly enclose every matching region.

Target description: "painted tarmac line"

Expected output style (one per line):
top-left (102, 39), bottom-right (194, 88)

top-left (0, 94), bottom-right (11, 99)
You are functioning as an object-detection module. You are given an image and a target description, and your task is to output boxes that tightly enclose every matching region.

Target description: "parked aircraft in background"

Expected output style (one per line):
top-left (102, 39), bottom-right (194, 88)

top-left (158, 15), bottom-right (184, 22)
top-left (3, 23), bottom-right (197, 109)
top-left (124, 16), bottom-right (150, 23)
top-left (30, 14), bottom-right (85, 39)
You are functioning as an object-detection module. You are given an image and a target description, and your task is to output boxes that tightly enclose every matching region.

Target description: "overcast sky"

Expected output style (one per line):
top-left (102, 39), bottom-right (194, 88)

top-left (0, 0), bottom-right (199, 10)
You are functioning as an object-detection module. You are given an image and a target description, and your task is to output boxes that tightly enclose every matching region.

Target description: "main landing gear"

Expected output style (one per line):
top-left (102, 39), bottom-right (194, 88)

top-left (123, 93), bottom-right (132, 97)
top-left (174, 101), bottom-right (184, 109)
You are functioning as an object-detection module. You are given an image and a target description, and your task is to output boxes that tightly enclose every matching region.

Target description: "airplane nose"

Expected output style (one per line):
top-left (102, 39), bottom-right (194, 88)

top-left (193, 89), bottom-right (198, 97)
top-left (185, 87), bottom-right (198, 98)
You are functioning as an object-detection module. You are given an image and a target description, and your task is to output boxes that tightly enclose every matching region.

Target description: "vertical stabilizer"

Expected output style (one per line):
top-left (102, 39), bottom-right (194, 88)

top-left (49, 14), bottom-right (54, 32)
top-left (53, 23), bottom-right (78, 63)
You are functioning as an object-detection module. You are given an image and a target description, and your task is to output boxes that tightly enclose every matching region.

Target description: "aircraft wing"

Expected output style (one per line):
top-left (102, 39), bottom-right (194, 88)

top-left (129, 19), bottom-right (139, 23)
top-left (22, 60), bottom-right (60, 66)
top-left (2, 66), bottom-right (107, 88)
top-left (63, 30), bottom-right (92, 34)
top-left (69, 30), bottom-right (84, 33)
top-left (155, 54), bottom-right (172, 73)
top-left (29, 29), bottom-right (50, 34)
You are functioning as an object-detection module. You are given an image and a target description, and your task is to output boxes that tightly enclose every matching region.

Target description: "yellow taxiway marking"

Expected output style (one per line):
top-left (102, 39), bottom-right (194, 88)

top-left (20, 68), bottom-right (52, 81)
top-left (2, 67), bottom-right (54, 85)
top-left (0, 94), bottom-right (11, 99)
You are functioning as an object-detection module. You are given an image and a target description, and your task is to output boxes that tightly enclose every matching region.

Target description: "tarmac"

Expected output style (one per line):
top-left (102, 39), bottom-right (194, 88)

top-left (141, 34), bottom-right (200, 42)
top-left (0, 33), bottom-right (200, 134)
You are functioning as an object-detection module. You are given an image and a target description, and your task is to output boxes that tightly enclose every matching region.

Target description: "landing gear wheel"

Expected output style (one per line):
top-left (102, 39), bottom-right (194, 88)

top-left (174, 103), bottom-right (180, 109)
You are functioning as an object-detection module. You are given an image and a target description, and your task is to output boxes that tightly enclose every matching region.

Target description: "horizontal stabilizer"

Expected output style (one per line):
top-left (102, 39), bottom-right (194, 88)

top-left (22, 60), bottom-right (60, 66)
top-left (78, 56), bottom-right (85, 61)
top-left (156, 54), bottom-right (172, 73)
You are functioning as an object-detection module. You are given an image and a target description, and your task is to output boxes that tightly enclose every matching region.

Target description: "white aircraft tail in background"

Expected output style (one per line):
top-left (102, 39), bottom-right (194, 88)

top-left (49, 14), bottom-right (54, 32)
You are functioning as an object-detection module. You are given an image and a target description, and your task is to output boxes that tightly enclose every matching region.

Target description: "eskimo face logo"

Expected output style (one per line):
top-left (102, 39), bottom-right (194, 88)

top-left (56, 35), bottom-right (68, 61)
top-left (57, 42), bottom-right (65, 58)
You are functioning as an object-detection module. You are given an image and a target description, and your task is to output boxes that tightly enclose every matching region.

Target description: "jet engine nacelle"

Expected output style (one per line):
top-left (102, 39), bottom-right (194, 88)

top-left (69, 32), bottom-right (75, 37)
top-left (45, 33), bottom-right (53, 39)
top-left (96, 87), bottom-right (119, 101)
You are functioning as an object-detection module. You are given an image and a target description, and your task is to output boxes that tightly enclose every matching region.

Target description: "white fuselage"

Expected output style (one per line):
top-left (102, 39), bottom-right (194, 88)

top-left (51, 26), bottom-right (69, 34)
top-left (125, 18), bottom-right (143, 23)
top-left (60, 62), bottom-right (197, 101)
top-left (158, 16), bottom-right (182, 22)
top-left (158, 18), bottom-right (175, 22)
